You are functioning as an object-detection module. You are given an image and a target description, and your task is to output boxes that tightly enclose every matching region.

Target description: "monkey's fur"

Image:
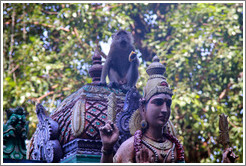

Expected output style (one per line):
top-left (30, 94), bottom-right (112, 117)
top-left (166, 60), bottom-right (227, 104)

top-left (100, 30), bottom-right (139, 88)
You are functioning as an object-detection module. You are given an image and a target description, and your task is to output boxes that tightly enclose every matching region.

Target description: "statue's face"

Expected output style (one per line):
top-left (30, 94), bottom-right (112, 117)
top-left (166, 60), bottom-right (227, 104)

top-left (145, 93), bottom-right (171, 128)
top-left (9, 113), bottom-right (26, 129)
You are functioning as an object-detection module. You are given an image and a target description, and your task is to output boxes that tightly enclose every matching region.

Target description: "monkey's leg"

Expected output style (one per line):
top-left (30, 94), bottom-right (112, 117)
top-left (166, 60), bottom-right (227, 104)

top-left (108, 69), bottom-right (122, 88)
top-left (125, 60), bottom-right (139, 88)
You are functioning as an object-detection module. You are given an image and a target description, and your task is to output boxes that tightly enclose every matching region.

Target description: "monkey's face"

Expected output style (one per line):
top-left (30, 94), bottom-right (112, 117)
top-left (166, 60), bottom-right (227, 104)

top-left (112, 30), bottom-right (133, 49)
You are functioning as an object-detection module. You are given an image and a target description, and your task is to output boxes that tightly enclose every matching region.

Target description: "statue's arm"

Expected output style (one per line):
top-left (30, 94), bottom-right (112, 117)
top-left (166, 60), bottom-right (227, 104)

top-left (99, 120), bottom-right (119, 163)
top-left (100, 150), bottom-right (114, 163)
top-left (114, 136), bottom-right (135, 163)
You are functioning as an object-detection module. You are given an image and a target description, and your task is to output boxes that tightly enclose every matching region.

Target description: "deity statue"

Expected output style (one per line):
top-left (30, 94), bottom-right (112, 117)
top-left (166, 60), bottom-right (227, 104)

top-left (99, 56), bottom-right (237, 163)
top-left (3, 107), bottom-right (29, 160)
top-left (26, 50), bottom-right (238, 163)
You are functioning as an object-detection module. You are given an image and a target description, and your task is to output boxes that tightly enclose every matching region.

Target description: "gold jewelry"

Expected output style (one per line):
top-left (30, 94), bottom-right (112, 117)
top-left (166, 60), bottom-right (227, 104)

top-left (129, 110), bottom-right (177, 137)
top-left (142, 138), bottom-right (174, 163)
top-left (140, 120), bottom-right (148, 129)
top-left (143, 56), bottom-right (173, 102)
top-left (142, 135), bottom-right (173, 161)
top-left (129, 109), bottom-right (141, 135)
top-left (142, 135), bottom-right (173, 150)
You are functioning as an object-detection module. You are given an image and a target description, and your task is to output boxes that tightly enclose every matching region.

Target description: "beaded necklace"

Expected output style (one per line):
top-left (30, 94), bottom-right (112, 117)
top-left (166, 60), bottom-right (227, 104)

top-left (142, 135), bottom-right (173, 150)
top-left (142, 139), bottom-right (175, 162)
top-left (142, 135), bottom-right (173, 160)
top-left (134, 130), bottom-right (185, 163)
top-left (141, 139), bottom-right (159, 162)
top-left (163, 132), bottom-right (185, 162)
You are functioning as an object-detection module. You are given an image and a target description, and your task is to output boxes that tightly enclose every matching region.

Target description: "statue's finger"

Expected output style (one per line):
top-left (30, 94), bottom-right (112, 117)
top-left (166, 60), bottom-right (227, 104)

top-left (99, 124), bottom-right (111, 134)
top-left (135, 151), bottom-right (140, 163)
top-left (106, 120), bottom-right (112, 125)
top-left (99, 124), bottom-right (105, 131)
top-left (140, 149), bottom-right (144, 162)
top-left (103, 123), bottom-right (113, 133)
top-left (110, 121), bottom-right (114, 129)
top-left (113, 123), bottom-right (119, 133)
top-left (143, 148), bottom-right (149, 162)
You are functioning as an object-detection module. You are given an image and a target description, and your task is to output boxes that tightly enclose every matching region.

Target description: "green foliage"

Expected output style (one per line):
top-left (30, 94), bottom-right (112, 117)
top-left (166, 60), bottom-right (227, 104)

top-left (3, 3), bottom-right (243, 163)
top-left (153, 3), bottom-right (243, 163)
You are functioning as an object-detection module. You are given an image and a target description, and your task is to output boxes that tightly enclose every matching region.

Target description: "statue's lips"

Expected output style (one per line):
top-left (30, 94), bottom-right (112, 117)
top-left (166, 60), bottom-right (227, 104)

top-left (158, 116), bottom-right (168, 122)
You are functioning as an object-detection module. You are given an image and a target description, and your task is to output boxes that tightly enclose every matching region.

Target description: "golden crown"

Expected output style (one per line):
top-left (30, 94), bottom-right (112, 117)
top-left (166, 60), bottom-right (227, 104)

top-left (143, 56), bottom-right (173, 101)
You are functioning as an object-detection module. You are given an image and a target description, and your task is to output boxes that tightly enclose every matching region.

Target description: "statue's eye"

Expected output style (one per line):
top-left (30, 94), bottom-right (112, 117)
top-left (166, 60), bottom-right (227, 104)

top-left (166, 100), bottom-right (172, 107)
top-left (152, 99), bottom-right (164, 106)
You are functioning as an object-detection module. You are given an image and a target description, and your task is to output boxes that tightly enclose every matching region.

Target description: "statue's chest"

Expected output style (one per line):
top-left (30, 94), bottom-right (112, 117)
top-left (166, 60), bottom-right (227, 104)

top-left (142, 140), bottom-right (176, 163)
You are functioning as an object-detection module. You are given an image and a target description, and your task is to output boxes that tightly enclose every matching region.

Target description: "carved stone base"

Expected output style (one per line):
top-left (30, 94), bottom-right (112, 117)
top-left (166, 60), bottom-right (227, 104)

top-left (60, 154), bottom-right (101, 163)
top-left (61, 138), bottom-right (102, 162)
top-left (3, 159), bottom-right (44, 163)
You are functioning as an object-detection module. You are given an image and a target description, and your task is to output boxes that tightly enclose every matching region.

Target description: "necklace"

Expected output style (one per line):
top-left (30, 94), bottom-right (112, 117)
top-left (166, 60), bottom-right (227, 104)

top-left (134, 130), bottom-right (184, 163)
top-left (142, 139), bottom-right (175, 162)
top-left (142, 139), bottom-right (159, 162)
top-left (142, 135), bottom-right (173, 150)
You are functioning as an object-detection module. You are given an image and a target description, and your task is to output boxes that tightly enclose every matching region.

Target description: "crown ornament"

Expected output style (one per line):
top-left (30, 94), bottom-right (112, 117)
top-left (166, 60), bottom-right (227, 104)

top-left (129, 55), bottom-right (176, 136)
top-left (143, 55), bottom-right (173, 101)
top-left (146, 55), bottom-right (166, 76)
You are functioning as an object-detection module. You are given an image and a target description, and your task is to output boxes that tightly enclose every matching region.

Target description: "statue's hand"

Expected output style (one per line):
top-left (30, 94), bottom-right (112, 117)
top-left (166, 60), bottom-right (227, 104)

top-left (99, 120), bottom-right (119, 150)
top-left (222, 147), bottom-right (238, 163)
top-left (135, 146), bottom-right (150, 163)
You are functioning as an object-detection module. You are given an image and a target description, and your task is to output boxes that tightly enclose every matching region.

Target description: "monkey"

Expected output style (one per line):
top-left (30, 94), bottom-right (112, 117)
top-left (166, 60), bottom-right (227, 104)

top-left (100, 30), bottom-right (139, 89)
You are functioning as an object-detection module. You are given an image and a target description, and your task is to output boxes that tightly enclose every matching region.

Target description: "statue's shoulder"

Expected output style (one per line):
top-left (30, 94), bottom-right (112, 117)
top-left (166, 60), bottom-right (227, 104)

top-left (114, 136), bottom-right (135, 163)
top-left (120, 136), bottom-right (135, 148)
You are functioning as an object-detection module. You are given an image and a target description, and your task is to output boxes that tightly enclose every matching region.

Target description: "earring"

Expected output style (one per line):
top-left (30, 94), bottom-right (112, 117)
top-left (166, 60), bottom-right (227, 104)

top-left (140, 120), bottom-right (148, 129)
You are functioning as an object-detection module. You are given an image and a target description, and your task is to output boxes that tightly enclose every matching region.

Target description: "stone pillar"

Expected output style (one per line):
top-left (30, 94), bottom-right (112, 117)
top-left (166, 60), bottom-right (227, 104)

top-left (89, 49), bottom-right (103, 84)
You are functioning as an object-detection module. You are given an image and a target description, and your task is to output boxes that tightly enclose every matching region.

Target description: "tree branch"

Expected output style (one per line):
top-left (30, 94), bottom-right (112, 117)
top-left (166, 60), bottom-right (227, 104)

top-left (36, 91), bottom-right (55, 102)
top-left (41, 10), bottom-right (58, 15)
top-left (228, 117), bottom-right (239, 128)
top-left (31, 87), bottom-right (71, 103)
top-left (73, 26), bottom-right (85, 48)
top-left (9, 6), bottom-right (16, 83)
top-left (10, 64), bottom-right (19, 74)
top-left (23, 4), bottom-right (26, 41)
top-left (32, 21), bottom-right (73, 33)
top-left (218, 83), bottom-right (232, 101)
top-left (31, 21), bottom-right (93, 51)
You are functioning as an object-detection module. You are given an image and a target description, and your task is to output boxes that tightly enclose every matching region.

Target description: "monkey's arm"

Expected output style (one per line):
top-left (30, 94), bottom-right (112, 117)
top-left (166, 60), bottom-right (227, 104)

top-left (100, 55), bottom-right (111, 83)
top-left (126, 58), bottom-right (139, 88)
